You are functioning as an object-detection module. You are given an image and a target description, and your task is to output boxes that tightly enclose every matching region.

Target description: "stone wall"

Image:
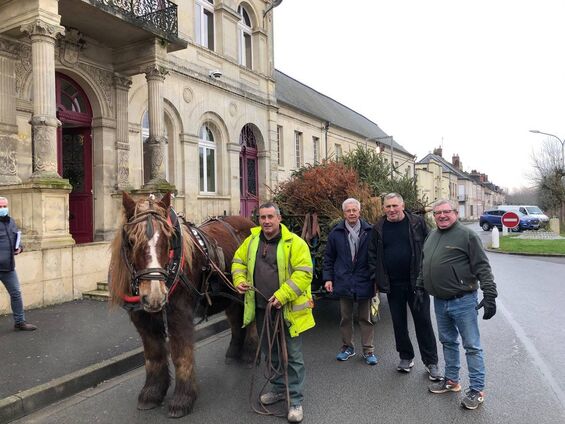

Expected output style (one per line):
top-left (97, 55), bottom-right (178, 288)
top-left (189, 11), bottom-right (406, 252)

top-left (0, 242), bottom-right (110, 314)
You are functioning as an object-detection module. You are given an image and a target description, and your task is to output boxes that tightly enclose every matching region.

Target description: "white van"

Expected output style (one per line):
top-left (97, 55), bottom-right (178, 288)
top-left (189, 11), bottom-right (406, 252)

top-left (497, 205), bottom-right (549, 225)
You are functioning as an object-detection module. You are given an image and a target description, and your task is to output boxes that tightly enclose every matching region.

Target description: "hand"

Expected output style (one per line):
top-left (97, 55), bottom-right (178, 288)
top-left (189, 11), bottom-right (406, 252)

top-left (324, 281), bottom-right (333, 293)
top-left (14, 248), bottom-right (22, 255)
top-left (476, 297), bottom-right (496, 320)
top-left (268, 295), bottom-right (282, 309)
top-left (236, 283), bottom-right (251, 294)
top-left (413, 287), bottom-right (426, 312)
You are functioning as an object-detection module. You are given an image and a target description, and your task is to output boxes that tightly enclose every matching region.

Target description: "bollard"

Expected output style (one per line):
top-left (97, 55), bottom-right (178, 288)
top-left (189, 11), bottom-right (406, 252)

top-left (492, 226), bottom-right (500, 248)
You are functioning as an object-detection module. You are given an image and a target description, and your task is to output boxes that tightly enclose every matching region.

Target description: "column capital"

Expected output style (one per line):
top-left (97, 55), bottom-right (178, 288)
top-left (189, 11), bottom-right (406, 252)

top-left (113, 74), bottom-right (132, 90)
top-left (144, 65), bottom-right (168, 82)
top-left (21, 19), bottom-right (65, 40)
top-left (0, 38), bottom-right (19, 59)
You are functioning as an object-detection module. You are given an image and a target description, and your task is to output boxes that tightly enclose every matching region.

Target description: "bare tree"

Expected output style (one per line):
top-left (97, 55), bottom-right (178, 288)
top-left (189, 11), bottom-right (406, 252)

top-left (530, 139), bottom-right (565, 222)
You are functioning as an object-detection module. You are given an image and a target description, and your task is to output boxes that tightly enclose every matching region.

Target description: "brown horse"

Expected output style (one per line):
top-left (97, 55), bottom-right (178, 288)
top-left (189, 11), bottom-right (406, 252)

top-left (109, 192), bottom-right (257, 418)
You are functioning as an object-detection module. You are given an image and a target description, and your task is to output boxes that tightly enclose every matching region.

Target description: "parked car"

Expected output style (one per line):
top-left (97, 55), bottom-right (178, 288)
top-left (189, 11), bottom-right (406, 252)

top-left (479, 209), bottom-right (540, 232)
top-left (497, 205), bottom-right (549, 226)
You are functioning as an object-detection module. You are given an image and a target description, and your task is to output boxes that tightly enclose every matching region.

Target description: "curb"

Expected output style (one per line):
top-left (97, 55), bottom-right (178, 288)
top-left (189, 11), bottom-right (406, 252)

top-left (0, 314), bottom-right (230, 424)
top-left (485, 247), bottom-right (565, 257)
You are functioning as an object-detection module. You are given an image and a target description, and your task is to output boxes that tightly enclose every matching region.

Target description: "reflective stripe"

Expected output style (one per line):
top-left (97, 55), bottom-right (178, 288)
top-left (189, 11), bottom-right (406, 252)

top-left (286, 279), bottom-right (302, 296)
top-left (232, 258), bottom-right (244, 264)
top-left (294, 266), bottom-right (313, 273)
top-left (292, 302), bottom-right (309, 312)
top-left (232, 269), bottom-right (246, 275)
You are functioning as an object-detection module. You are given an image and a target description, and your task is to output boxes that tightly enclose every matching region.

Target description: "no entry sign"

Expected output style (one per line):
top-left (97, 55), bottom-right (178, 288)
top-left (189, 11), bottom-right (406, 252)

top-left (501, 211), bottom-right (520, 229)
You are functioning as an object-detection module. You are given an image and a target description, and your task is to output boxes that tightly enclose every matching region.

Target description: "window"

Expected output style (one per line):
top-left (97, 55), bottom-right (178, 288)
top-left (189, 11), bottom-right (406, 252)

top-left (334, 143), bottom-right (342, 160)
top-left (312, 136), bottom-right (320, 164)
top-left (195, 0), bottom-right (214, 50)
top-left (199, 124), bottom-right (216, 193)
top-left (277, 125), bottom-right (283, 166)
top-left (294, 131), bottom-right (303, 168)
top-left (237, 5), bottom-right (252, 68)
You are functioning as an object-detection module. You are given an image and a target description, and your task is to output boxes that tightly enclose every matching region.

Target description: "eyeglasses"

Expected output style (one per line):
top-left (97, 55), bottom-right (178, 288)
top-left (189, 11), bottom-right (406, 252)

top-left (432, 209), bottom-right (455, 216)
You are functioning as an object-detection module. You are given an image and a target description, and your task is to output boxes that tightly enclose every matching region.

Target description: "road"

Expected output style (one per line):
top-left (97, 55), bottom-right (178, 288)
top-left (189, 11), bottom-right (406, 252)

top-left (14, 237), bottom-right (565, 424)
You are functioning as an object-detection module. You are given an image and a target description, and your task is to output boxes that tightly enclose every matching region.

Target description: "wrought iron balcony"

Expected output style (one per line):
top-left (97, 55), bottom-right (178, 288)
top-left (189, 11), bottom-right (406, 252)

top-left (90, 0), bottom-right (178, 40)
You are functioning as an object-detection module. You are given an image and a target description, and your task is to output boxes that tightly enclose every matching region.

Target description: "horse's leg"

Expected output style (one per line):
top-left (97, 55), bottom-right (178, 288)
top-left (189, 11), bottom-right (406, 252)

top-left (166, 303), bottom-right (197, 418)
top-left (224, 301), bottom-right (257, 364)
top-left (130, 311), bottom-right (170, 410)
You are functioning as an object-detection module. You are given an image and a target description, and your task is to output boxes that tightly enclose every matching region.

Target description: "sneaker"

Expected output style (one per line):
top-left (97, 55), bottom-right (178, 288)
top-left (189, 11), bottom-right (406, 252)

top-left (363, 352), bottom-right (378, 366)
top-left (429, 379), bottom-right (462, 394)
top-left (14, 321), bottom-right (37, 331)
top-left (461, 389), bottom-right (485, 410)
top-left (287, 405), bottom-right (303, 423)
top-left (425, 364), bottom-right (442, 381)
top-left (336, 346), bottom-right (355, 361)
top-left (260, 391), bottom-right (285, 405)
top-left (397, 358), bottom-right (414, 372)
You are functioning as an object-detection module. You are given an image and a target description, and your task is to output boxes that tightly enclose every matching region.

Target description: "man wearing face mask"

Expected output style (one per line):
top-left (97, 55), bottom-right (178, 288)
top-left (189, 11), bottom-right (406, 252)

top-left (0, 196), bottom-right (36, 331)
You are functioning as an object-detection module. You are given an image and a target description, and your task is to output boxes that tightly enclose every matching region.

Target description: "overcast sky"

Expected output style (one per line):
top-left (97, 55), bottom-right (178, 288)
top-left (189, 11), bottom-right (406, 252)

top-left (272, 0), bottom-right (565, 193)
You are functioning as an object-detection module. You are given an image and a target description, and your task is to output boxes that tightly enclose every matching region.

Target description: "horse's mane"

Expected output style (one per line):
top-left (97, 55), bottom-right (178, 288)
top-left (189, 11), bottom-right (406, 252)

top-left (108, 198), bottom-right (194, 307)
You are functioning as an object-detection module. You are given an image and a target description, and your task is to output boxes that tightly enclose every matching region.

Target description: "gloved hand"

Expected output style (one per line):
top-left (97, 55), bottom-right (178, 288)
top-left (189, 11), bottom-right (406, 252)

top-left (413, 287), bottom-right (426, 312)
top-left (476, 296), bottom-right (496, 320)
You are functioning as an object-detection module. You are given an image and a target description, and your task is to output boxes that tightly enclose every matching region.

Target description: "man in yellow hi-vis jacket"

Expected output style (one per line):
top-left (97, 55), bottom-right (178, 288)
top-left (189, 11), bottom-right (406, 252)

top-left (232, 202), bottom-right (314, 423)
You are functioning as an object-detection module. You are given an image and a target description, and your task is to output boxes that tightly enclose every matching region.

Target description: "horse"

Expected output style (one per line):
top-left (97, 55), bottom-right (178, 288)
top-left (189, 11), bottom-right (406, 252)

top-left (108, 192), bottom-right (257, 418)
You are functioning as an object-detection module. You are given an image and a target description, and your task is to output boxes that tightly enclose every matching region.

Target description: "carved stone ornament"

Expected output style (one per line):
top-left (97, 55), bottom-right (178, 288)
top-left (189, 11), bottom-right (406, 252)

top-left (146, 136), bottom-right (166, 179)
top-left (32, 125), bottom-right (58, 174)
top-left (117, 149), bottom-right (130, 187)
top-left (183, 87), bottom-right (193, 103)
top-left (21, 19), bottom-right (65, 39)
top-left (59, 28), bottom-right (85, 67)
top-left (0, 38), bottom-right (19, 59)
top-left (145, 66), bottom-right (169, 81)
top-left (113, 74), bottom-right (132, 90)
top-left (15, 43), bottom-right (31, 97)
top-left (229, 102), bottom-right (238, 117)
top-left (78, 62), bottom-right (114, 114)
top-left (0, 135), bottom-right (19, 182)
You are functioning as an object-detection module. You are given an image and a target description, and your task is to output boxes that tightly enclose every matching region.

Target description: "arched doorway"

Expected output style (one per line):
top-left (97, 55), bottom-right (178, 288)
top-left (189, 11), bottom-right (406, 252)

top-left (239, 124), bottom-right (258, 217)
top-left (56, 73), bottom-right (93, 244)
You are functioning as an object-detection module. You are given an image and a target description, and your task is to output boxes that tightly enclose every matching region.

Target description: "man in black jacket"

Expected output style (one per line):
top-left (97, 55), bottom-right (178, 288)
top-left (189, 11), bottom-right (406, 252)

top-left (368, 193), bottom-right (439, 379)
top-left (0, 197), bottom-right (36, 331)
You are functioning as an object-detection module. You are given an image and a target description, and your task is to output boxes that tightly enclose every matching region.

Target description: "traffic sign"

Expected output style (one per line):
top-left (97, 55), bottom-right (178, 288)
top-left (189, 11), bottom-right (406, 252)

top-left (501, 211), bottom-right (520, 229)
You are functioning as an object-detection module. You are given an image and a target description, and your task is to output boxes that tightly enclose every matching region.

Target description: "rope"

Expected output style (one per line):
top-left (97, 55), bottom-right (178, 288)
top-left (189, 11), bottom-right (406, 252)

top-left (249, 291), bottom-right (290, 417)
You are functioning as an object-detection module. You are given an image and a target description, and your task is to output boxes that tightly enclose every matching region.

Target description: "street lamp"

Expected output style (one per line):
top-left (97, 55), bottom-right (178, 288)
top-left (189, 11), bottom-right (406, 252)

top-left (529, 129), bottom-right (565, 165)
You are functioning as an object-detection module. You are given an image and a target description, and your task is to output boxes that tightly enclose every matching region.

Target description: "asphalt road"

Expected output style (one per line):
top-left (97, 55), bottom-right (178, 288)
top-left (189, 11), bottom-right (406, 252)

top-left (14, 247), bottom-right (565, 424)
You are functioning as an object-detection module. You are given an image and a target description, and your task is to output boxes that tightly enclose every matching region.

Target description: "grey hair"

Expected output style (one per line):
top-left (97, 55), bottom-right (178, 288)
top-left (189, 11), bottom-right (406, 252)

top-left (432, 198), bottom-right (457, 211)
top-left (258, 201), bottom-right (281, 215)
top-left (384, 193), bottom-right (404, 203)
top-left (342, 198), bottom-right (361, 211)
top-left (0, 197), bottom-right (6, 202)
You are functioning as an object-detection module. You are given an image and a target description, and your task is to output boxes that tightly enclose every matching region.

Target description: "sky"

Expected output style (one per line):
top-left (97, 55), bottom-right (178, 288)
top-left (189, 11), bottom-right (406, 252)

top-left (272, 0), bottom-right (565, 193)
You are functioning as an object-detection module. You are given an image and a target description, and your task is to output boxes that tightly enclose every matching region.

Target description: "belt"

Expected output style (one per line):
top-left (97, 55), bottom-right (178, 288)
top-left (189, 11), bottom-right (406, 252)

top-left (437, 291), bottom-right (474, 301)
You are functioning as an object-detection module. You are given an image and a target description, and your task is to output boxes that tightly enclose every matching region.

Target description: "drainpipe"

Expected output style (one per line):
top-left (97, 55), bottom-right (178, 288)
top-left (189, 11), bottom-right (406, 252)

top-left (324, 121), bottom-right (330, 159)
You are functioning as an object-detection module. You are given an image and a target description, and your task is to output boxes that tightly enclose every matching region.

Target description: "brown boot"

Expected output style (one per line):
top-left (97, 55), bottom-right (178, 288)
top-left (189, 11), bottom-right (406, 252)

top-left (14, 321), bottom-right (37, 331)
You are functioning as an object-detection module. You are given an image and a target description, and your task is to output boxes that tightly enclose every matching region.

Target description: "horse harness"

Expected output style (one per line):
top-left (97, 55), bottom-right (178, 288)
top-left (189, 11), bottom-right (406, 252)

top-left (120, 207), bottom-right (244, 315)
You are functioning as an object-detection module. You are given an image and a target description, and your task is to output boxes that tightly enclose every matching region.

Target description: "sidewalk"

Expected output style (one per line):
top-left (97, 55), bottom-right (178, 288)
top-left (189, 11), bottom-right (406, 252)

top-left (0, 299), bottom-right (228, 423)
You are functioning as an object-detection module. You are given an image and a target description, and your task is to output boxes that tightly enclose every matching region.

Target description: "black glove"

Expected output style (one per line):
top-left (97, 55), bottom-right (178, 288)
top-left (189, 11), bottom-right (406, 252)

top-left (476, 297), bottom-right (496, 320)
top-left (413, 287), bottom-right (426, 312)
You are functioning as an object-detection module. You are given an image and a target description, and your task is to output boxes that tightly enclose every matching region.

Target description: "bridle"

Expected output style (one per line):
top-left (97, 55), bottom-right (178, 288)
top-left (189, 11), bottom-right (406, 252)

top-left (120, 204), bottom-right (185, 306)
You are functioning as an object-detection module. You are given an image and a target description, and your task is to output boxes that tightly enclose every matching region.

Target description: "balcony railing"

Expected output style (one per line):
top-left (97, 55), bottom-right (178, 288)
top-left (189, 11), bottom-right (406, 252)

top-left (90, 0), bottom-right (178, 40)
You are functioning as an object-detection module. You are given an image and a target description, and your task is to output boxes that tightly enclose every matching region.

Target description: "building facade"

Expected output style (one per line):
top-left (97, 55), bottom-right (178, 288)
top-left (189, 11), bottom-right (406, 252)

top-left (0, 0), bottom-right (415, 313)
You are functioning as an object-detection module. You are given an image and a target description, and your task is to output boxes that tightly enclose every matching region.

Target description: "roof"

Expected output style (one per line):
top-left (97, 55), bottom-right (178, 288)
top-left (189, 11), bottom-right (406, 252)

top-left (417, 153), bottom-right (471, 180)
top-left (274, 69), bottom-right (412, 156)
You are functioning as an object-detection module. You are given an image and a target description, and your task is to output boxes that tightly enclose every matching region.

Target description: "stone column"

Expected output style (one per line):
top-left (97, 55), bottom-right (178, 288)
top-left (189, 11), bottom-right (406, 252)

top-left (113, 74), bottom-right (132, 190)
top-left (144, 65), bottom-right (169, 186)
top-left (21, 19), bottom-right (65, 180)
top-left (0, 40), bottom-right (21, 185)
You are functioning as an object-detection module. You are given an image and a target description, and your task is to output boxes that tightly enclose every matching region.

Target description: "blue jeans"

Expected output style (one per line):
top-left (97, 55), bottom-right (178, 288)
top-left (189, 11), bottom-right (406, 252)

top-left (256, 308), bottom-right (305, 406)
top-left (434, 291), bottom-right (485, 391)
top-left (0, 270), bottom-right (25, 324)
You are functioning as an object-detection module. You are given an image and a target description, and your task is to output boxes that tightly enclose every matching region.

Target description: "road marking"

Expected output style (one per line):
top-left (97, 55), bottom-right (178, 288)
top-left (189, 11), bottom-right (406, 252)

top-left (499, 300), bottom-right (565, 412)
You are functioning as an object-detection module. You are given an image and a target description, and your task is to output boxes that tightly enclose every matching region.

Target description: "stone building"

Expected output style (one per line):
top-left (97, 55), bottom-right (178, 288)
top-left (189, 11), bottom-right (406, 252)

top-left (0, 0), bottom-right (414, 313)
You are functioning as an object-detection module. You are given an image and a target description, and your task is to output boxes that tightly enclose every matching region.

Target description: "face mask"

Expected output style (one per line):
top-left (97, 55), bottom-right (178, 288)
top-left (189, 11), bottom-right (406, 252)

top-left (0, 208), bottom-right (9, 217)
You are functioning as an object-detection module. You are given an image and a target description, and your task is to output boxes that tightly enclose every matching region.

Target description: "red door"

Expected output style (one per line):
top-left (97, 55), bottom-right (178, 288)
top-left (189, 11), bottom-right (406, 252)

top-left (56, 74), bottom-right (93, 243)
top-left (239, 125), bottom-right (259, 217)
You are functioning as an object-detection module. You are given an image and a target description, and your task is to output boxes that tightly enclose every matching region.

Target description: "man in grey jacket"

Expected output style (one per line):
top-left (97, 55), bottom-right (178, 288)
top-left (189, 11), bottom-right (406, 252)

top-left (416, 199), bottom-right (496, 410)
top-left (0, 197), bottom-right (36, 331)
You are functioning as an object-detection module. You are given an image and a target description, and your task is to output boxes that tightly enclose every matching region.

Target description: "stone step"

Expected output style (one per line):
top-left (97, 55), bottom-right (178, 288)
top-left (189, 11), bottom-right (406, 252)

top-left (82, 288), bottom-right (110, 302)
top-left (97, 281), bottom-right (108, 291)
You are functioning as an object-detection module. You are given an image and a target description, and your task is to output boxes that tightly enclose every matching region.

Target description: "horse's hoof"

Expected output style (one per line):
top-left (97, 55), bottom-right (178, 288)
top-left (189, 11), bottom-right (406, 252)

top-left (167, 407), bottom-right (190, 418)
top-left (137, 400), bottom-right (160, 410)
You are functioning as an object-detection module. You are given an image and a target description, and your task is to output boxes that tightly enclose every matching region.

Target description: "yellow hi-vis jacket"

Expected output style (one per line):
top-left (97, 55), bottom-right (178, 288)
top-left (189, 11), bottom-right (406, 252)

top-left (231, 224), bottom-right (315, 337)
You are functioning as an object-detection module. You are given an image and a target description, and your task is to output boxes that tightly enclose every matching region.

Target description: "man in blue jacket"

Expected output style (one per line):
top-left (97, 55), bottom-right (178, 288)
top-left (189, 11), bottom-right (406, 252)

top-left (323, 198), bottom-right (377, 365)
top-left (0, 197), bottom-right (36, 331)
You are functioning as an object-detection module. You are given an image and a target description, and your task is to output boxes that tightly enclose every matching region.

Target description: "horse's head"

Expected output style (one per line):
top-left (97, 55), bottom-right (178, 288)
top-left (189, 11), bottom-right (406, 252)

top-left (121, 192), bottom-right (174, 313)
